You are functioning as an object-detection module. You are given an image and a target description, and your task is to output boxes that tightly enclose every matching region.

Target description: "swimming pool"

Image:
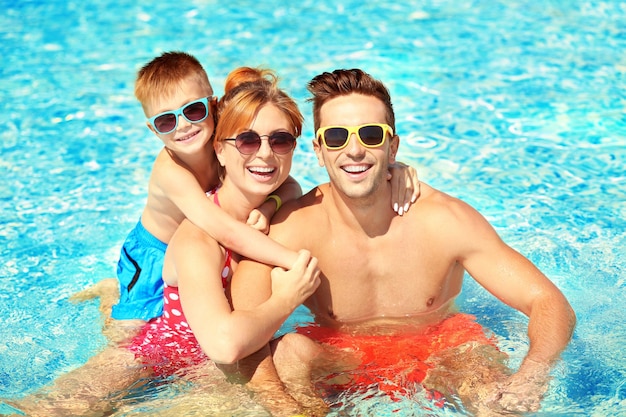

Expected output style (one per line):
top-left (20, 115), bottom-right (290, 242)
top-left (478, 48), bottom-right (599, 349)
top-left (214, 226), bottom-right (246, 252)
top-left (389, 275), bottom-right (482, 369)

top-left (1, 0), bottom-right (624, 415)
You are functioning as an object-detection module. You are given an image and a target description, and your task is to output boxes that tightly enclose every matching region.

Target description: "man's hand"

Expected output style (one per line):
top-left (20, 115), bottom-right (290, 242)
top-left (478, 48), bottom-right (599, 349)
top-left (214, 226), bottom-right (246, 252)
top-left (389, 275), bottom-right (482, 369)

top-left (270, 250), bottom-right (320, 309)
top-left (481, 360), bottom-right (551, 414)
top-left (388, 161), bottom-right (420, 215)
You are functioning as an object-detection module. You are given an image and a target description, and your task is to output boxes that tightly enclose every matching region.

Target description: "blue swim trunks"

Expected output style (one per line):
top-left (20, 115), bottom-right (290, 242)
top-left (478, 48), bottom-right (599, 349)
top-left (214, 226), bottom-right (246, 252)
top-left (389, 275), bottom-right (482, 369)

top-left (111, 220), bottom-right (167, 321)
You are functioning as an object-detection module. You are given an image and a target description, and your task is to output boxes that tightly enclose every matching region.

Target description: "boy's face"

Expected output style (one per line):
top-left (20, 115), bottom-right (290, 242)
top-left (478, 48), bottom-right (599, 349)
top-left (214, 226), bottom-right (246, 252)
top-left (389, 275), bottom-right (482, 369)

top-left (144, 77), bottom-right (216, 155)
top-left (313, 93), bottom-right (399, 201)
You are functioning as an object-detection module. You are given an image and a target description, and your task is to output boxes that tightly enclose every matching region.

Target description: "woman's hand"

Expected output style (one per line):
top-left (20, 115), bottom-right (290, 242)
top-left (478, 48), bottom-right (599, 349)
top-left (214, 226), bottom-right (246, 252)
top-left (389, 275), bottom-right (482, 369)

top-left (388, 161), bottom-right (420, 215)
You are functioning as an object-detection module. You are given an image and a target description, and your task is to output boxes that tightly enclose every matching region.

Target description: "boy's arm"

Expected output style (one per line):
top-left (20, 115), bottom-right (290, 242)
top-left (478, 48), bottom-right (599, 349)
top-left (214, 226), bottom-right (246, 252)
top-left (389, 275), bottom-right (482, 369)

top-left (159, 163), bottom-right (300, 268)
top-left (247, 175), bottom-right (302, 233)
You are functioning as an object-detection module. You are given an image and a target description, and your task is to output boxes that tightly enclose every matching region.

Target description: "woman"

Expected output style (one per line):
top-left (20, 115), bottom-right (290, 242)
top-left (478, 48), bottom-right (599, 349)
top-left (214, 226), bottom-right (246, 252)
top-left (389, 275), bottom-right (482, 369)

top-left (129, 66), bottom-right (319, 371)
top-left (9, 67), bottom-right (320, 417)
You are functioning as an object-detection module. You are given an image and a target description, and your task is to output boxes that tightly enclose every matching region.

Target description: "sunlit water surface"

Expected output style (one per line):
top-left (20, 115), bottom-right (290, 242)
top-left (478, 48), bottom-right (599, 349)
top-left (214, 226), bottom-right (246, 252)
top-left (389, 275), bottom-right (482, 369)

top-left (1, 0), bottom-right (625, 415)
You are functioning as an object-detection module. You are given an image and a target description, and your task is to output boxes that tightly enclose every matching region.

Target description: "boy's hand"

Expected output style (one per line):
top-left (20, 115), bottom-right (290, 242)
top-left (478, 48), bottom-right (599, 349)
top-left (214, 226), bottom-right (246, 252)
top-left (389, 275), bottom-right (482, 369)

top-left (246, 208), bottom-right (270, 234)
top-left (387, 161), bottom-right (420, 215)
top-left (270, 250), bottom-right (320, 309)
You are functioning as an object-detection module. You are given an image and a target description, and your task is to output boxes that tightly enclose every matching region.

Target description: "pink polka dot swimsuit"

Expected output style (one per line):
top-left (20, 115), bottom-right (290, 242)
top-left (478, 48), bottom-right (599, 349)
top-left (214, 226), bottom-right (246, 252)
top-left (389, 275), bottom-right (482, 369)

top-left (128, 189), bottom-right (232, 376)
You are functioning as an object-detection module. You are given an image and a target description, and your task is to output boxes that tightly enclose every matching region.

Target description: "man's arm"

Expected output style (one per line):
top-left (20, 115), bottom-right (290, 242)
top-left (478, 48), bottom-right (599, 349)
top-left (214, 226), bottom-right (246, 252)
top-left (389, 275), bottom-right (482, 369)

top-left (455, 204), bottom-right (576, 365)
top-left (446, 197), bottom-right (576, 411)
top-left (229, 206), bottom-right (316, 413)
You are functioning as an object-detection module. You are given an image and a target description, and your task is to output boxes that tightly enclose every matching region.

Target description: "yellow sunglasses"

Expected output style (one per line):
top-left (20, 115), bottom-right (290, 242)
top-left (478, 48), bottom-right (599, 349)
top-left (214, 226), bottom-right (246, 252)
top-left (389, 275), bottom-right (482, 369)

top-left (316, 123), bottom-right (393, 150)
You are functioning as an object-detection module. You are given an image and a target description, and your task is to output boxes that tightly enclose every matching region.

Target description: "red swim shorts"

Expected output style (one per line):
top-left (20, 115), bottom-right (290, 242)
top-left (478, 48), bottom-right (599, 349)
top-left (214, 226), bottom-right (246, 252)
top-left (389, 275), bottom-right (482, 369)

top-left (296, 313), bottom-right (497, 399)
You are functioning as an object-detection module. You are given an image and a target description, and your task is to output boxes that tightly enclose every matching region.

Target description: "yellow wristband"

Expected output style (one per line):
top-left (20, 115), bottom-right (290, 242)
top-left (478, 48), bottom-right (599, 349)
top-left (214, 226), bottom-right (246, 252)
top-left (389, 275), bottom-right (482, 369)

top-left (265, 194), bottom-right (282, 213)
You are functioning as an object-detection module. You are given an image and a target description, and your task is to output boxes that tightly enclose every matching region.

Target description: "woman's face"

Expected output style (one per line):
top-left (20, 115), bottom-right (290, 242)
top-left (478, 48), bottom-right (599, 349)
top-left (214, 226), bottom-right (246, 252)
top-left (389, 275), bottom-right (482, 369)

top-left (216, 103), bottom-right (295, 198)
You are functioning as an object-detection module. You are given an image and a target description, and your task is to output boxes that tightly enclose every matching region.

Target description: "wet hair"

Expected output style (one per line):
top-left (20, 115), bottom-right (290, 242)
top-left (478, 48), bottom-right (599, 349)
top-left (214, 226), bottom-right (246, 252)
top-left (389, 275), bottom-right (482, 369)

top-left (214, 67), bottom-right (303, 145)
top-left (306, 68), bottom-right (395, 132)
top-left (134, 51), bottom-right (213, 114)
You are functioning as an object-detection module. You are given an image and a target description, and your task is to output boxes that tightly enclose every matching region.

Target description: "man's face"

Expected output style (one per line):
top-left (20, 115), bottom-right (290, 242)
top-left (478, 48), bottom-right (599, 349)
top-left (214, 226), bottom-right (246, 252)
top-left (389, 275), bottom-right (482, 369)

top-left (313, 93), bottom-right (398, 202)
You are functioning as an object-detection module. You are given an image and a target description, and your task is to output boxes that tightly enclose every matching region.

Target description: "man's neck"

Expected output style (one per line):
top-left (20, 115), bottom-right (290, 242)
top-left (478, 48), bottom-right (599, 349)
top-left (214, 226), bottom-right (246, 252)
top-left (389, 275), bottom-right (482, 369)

top-left (325, 182), bottom-right (396, 238)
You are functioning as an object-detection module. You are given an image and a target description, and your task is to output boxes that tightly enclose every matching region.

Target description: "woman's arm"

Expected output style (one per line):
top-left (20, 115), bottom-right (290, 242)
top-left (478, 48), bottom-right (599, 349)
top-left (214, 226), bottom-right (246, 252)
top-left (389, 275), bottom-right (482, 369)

top-left (388, 161), bottom-right (420, 215)
top-left (173, 222), bottom-right (320, 364)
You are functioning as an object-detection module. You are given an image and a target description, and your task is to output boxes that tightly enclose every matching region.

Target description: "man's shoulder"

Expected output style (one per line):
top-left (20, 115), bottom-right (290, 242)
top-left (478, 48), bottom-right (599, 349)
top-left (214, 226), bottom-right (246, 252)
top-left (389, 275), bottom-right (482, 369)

top-left (417, 182), bottom-right (465, 204)
top-left (415, 183), bottom-right (488, 229)
top-left (278, 184), bottom-right (328, 215)
top-left (270, 185), bottom-right (329, 236)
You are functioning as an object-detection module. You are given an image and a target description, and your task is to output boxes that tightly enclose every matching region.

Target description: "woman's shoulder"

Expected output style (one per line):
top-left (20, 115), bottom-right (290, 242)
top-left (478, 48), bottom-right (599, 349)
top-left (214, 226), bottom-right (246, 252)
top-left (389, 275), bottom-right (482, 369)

top-left (170, 219), bottom-right (221, 252)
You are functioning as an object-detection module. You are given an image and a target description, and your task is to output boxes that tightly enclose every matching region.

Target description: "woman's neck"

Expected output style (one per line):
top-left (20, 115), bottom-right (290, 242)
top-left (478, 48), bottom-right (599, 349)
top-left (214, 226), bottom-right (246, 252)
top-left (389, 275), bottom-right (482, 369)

top-left (213, 180), bottom-right (266, 223)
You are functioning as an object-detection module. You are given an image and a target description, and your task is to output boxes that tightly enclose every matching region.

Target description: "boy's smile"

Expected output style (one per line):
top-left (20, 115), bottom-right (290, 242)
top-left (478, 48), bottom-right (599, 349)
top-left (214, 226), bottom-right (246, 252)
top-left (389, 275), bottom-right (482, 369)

top-left (145, 77), bottom-right (215, 152)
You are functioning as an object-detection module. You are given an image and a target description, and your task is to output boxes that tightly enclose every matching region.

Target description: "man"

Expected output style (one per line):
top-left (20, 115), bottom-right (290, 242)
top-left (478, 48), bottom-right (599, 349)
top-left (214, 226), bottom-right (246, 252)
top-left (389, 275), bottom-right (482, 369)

top-left (231, 68), bottom-right (575, 415)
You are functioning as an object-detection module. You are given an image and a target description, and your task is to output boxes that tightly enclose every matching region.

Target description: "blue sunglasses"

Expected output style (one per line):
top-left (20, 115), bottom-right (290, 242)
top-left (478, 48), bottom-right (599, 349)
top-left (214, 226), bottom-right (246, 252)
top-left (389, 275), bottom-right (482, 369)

top-left (147, 96), bottom-right (212, 134)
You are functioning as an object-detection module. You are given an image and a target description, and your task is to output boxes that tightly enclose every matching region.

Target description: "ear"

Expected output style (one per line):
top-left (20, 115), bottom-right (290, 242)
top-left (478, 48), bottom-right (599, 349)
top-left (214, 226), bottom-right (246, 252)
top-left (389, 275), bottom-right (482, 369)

top-left (312, 139), bottom-right (325, 167)
top-left (146, 121), bottom-right (157, 135)
top-left (388, 135), bottom-right (400, 164)
top-left (210, 96), bottom-right (218, 120)
top-left (215, 141), bottom-right (226, 167)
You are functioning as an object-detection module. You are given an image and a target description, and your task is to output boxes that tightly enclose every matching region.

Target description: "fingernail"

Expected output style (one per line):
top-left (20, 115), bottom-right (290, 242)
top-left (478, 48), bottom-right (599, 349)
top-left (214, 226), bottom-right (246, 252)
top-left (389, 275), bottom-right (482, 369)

top-left (398, 206), bottom-right (404, 216)
top-left (404, 203), bottom-right (410, 212)
top-left (393, 203), bottom-right (398, 213)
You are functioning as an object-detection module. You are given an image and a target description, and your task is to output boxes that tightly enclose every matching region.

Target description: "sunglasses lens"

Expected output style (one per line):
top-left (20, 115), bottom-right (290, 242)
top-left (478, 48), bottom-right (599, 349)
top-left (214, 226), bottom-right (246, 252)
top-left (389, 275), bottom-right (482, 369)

top-left (235, 132), bottom-right (262, 154)
top-left (358, 125), bottom-right (385, 146)
top-left (269, 132), bottom-right (296, 154)
top-left (154, 114), bottom-right (177, 134)
top-left (323, 127), bottom-right (350, 148)
top-left (183, 101), bottom-right (208, 122)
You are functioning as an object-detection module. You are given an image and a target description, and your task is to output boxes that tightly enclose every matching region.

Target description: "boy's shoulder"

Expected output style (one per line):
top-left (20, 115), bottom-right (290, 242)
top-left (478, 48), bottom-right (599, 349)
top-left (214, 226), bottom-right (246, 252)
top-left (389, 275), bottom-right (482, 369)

top-left (151, 148), bottom-right (191, 177)
top-left (148, 148), bottom-right (196, 189)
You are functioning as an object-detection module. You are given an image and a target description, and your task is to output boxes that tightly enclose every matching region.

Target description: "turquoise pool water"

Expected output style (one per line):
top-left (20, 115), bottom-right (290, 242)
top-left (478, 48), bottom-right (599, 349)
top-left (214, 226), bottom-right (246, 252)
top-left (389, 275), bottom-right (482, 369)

top-left (1, 0), bottom-right (625, 415)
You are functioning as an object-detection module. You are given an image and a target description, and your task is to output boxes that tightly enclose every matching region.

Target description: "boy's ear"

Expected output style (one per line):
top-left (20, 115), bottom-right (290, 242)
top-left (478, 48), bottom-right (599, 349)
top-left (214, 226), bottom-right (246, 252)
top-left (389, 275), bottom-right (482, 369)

top-left (210, 96), bottom-right (218, 121)
top-left (146, 121), bottom-right (157, 134)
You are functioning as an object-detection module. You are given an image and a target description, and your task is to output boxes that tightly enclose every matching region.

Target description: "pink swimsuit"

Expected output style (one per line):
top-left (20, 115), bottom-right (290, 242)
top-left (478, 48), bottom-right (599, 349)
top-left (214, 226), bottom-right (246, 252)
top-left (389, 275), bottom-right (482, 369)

top-left (128, 189), bottom-right (232, 376)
